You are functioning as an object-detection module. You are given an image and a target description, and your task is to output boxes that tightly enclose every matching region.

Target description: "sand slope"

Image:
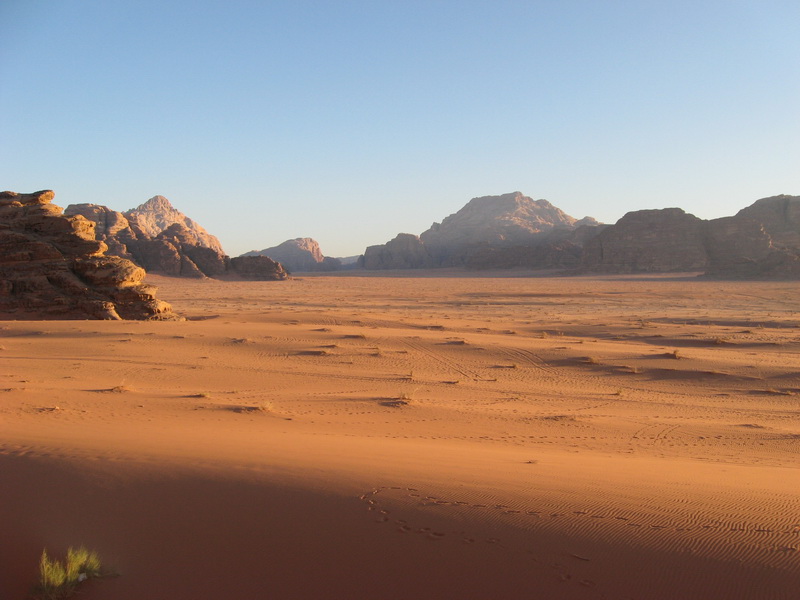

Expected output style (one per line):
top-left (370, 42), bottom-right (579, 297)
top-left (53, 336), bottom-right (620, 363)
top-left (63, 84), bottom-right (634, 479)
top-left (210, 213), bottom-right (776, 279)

top-left (1, 273), bottom-right (799, 599)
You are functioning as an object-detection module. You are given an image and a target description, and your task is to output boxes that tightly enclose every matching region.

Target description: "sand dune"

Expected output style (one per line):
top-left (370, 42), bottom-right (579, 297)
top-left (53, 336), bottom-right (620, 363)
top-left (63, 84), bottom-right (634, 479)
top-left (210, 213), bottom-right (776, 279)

top-left (1, 273), bottom-right (798, 599)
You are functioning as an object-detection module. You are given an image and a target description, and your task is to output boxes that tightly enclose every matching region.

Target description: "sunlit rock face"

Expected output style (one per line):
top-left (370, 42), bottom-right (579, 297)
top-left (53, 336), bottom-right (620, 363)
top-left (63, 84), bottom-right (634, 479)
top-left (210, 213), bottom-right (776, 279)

top-left (66, 197), bottom-right (289, 281)
top-left (0, 190), bottom-right (179, 320)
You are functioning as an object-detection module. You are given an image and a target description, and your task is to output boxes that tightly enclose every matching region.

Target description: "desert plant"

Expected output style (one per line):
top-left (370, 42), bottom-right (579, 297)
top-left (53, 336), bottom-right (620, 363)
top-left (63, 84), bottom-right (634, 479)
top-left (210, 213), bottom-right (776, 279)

top-left (33, 546), bottom-right (104, 600)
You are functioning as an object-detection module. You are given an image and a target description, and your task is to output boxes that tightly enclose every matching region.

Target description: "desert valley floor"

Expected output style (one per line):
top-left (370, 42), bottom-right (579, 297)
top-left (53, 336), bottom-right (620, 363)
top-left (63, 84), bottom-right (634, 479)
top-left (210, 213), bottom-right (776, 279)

top-left (1, 273), bottom-right (799, 599)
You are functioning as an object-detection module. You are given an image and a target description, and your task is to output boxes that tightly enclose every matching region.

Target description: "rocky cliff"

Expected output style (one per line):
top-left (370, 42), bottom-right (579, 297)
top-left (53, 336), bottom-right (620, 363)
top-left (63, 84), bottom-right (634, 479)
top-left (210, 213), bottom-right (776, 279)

top-left (362, 234), bottom-right (434, 270)
top-left (581, 208), bottom-right (708, 273)
top-left (243, 238), bottom-right (341, 272)
top-left (66, 198), bottom-right (288, 281)
top-left (703, 195), bottom-right (800, 279)
top-left (0, 190), bottom-right (178, 320)
top-left (363, 192), bottom-right (601, 270)
top-left (579, 195), bottom-right (800, 278)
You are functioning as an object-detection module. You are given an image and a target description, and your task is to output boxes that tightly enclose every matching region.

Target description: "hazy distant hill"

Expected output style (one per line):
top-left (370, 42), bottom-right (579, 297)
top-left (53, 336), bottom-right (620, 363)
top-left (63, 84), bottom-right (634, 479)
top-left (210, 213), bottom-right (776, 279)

top-left (363, 192), bottom-right (603, 270)
top-left (243, 238), bottom-right (342, 273)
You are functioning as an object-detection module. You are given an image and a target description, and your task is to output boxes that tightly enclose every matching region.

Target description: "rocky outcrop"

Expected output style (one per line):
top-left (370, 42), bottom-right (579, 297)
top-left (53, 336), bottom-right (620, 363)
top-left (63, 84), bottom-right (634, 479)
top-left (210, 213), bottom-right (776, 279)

top-left (0, 190), bottom-right (178, 320)
top-left (125, 196), bottom-right (224, 253)
top-left (66, 199), bottom-right (288, 281)
top-left (421, 192), bottom-right (586, 250)
top-left (703, 195), bottom-right (800, 279)
top-left (581, 208), bottom-right (708, 273)
top-left (362, 192), bottom-right (600, 270)
top-left (362, 234), bottom-right (434, 270)
top-left (578, 196), bottom-right (800, 278)
top-left (228, 256), bottom-right (289, 280)
top-left (243, 238), bottom-right (341, 273)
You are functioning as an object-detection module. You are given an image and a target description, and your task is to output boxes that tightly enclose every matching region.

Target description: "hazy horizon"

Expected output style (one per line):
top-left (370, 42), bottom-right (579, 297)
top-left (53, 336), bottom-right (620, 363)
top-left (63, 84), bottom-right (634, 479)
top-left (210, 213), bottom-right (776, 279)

top-left (3, 1), bottom-right (798, 257)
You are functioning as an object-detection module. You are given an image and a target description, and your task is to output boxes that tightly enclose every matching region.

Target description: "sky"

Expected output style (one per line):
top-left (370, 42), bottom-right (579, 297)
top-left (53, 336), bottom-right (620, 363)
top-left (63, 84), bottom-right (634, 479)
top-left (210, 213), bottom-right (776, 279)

top-left (2, 1), bottom-right (799, 258)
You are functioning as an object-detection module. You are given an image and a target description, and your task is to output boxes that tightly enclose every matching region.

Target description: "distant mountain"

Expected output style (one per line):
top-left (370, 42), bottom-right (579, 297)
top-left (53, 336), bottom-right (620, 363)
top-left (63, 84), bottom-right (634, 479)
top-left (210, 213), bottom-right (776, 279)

top-left (66, 197), bottom-right (288, 280)
top-left (363, 192), bottom-right (603, 270)
top-left (580, 195), bottom-right (800, 278)
top-left (125, 196), bottom-right (224, 254)
top-left (243, 238), bottom-right (341, 273)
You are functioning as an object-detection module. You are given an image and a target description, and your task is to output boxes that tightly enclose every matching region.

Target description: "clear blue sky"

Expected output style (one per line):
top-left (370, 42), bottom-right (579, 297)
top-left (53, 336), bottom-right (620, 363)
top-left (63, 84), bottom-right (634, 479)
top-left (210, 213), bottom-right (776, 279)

top-left (2, 1), bottom-right (798, 257)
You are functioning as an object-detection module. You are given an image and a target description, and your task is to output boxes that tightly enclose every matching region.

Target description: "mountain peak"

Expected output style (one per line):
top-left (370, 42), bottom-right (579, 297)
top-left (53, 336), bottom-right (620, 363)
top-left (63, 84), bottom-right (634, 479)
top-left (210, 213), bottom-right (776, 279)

top-left (420, 192), bottom-right (581, 249)
top-left (133, 195), bottom-right (176, 212)
top-left (124, 196), bottom-right (224, 254)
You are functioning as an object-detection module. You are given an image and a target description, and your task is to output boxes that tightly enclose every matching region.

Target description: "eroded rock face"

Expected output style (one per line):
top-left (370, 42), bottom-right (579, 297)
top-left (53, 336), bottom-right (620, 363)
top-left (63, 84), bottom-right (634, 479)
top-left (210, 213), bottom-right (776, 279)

top-left (0, 190), bottom-right (178, 320)
top-left (243, 238), bottom-right (340, 273)
top-left (581, 208), bottom-right (708, 273)
top-left (66, 199), bottom-right (288, 281)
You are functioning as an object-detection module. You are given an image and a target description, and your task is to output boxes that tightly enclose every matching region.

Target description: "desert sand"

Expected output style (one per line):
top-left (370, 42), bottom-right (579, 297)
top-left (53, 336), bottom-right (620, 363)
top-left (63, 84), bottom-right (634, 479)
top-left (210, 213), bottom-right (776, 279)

top-left (1, 272), bottom-right (799, 599)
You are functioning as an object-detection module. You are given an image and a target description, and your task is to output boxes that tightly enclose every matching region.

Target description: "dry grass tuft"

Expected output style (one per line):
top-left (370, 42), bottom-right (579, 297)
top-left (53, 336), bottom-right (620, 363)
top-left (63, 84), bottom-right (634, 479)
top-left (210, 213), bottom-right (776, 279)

top-left (33, 546), bottom-right (105, 600)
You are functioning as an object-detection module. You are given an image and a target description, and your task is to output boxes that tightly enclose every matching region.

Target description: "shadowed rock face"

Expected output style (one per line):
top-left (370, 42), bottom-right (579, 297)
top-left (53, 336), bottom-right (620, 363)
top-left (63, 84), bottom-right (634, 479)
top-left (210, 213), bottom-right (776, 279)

top-left (581, 208), bottom-right (708, 273)
top-left (228, 255), bottom-right (289, 280)
top-left (703, 195), bottom-right (800, 279)
top-left (0, 190), bottom-right (179, 320)
top-left (243, 238), bottom-right (341, 273)
top-left (579, 196), bottom-right (800, 278)
top-left (66, 199), bottom-right (288, 281)
top-left (362, 234), bottom-right (434, 270)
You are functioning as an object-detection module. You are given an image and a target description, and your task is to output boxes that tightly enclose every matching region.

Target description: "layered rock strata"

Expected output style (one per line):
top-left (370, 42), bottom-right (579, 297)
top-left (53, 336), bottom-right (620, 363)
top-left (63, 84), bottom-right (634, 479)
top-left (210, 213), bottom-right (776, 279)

top-left (0, 190), bottom-right (178, 320)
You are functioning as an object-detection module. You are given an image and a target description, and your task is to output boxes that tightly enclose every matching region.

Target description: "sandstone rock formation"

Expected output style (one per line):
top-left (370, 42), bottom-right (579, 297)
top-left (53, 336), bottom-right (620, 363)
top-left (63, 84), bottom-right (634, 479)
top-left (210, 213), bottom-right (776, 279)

top-left (421, 192), bottom-right (588, 250)
top-left (228, 256), bottom-right (290, 280)
top-left (362, 192), bottom-right (601, 270)
top-left (581, 208), bottom-right (708, 273)
top-left (66, 198), bottom-right (288, 281)
top-left (579, 195), bottom-right (800, 278)
top-left (362, 234), bottom-right (434, 270)
top-left (243, 238), bottom-right (341, 273)
top-left (703, 195), bottom-right (800, 279)
top-left (125, 196), bottom-right (224, 253)
top-left (0, 190), bottom-right (178, 320)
